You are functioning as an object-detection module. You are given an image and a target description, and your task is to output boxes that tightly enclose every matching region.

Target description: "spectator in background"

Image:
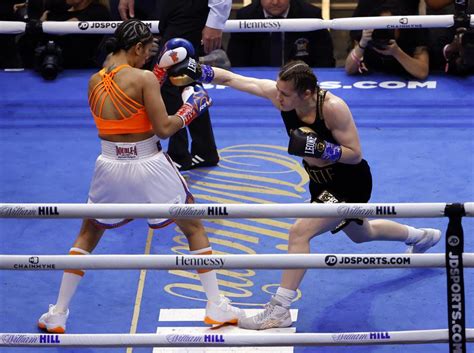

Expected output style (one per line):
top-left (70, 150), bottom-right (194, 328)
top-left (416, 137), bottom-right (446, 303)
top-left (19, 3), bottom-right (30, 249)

top-left (351, 0), bottom-right (420, 16)
top-left (345, 0), bottom-right (429, 79)
top-left (16, 0), bottom-right (110, 75)
top-left (110, 0), bottom-right (162, 21)
top-left (227, 0), bottom-right (335, 67)
top-left (425, 0), bottom-right (474, 75)
top-left (0, 0), bottom-right (22, 68)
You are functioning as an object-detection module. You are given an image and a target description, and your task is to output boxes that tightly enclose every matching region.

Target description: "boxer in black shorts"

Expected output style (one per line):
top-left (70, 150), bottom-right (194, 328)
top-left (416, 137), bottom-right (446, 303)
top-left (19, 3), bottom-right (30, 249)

top-left (165, 58), bottom-right (442, 330)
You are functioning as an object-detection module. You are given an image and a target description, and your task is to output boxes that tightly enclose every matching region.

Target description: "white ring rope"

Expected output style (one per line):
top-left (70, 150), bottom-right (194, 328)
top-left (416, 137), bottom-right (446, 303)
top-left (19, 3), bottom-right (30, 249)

top-left (2, 253), bottom-right (474, 270)
top-left (0, 202), bottom-right (472, 219)
top-left (1, 329), bottom-right (473, 347)
top-left (3, 253), bottom-right (473, 270)
top-left (0, 14), bottom-right (472, 34)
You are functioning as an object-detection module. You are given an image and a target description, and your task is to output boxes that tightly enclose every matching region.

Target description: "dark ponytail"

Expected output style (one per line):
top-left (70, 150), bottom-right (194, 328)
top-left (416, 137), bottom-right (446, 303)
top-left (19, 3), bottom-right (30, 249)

top-left (104, 36), bottom-right (119, 54)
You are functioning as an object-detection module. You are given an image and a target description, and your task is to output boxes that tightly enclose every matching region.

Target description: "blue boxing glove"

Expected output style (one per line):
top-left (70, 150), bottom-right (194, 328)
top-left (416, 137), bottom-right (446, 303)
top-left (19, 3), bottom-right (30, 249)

top-left (152, 38), bottom-right (195, 86)
top-left (175, 85), bottom-right (213, 128)
top-left (288, 127), bottom-right (342, 162)
top-left (156, 38), bottom-right (195, 68)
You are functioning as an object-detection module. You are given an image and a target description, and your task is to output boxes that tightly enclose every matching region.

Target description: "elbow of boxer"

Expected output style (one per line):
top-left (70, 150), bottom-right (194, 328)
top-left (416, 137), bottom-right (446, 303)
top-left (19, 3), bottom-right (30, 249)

top-left (152, 121), bottom-right (175, 139)
top-left (153, 129), bottom-right (170, 140)
top-left (341, 147), bottom-right (362, 164)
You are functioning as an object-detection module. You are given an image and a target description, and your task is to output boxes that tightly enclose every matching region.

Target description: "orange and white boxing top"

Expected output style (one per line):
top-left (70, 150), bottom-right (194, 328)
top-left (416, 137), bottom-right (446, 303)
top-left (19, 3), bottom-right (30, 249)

top-left (88, 64), bottom-right (153, 135)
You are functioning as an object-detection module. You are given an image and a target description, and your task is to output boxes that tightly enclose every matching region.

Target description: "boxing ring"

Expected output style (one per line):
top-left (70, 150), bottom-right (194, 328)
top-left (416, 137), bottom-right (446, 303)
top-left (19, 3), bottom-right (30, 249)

top-left (0, 202), bottom-right (473, 350)
top-left (1, 9), bottom-right (474, 353)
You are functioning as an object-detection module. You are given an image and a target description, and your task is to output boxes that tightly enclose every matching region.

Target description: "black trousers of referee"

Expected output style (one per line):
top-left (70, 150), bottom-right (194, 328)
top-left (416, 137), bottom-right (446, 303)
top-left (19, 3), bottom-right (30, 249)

top-left (158, 0), bottom-right (219, 170)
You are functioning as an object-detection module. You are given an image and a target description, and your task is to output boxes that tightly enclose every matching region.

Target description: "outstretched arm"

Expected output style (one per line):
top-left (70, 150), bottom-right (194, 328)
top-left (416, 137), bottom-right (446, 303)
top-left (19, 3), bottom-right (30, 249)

top-left (212, 67), bottom-right (278, 104)
top-left (166, 56), bottom-right (280, 107)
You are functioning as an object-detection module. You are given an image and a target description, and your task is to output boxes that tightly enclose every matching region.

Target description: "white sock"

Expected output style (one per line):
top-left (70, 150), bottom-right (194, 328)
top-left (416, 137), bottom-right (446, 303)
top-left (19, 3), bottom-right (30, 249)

top-left (197, 271), bottom-right (221, 303)
top-left (55, 272), bottom-right (83, 313)
top-left (190, 247), bottom-right (221, 303)
top-left (55, 247), bottom-right (89, 313)
top-left (405, 226), bottom-right (425, 245)
top-left (274, 287), bottom-right (297, 308)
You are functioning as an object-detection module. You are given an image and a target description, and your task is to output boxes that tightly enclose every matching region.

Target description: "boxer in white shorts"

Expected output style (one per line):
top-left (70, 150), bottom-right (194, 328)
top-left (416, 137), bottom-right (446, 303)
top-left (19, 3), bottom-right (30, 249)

top-left (88, 135), bottom-right (192, 228)
top-left (37, 19), bottom-right (244, 335)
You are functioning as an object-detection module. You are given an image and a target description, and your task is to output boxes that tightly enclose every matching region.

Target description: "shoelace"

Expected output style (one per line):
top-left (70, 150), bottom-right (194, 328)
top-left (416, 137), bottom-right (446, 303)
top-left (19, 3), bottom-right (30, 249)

top-left (415, 230), bottom-right (430, 246)
top-left (253, 302), bottom-right (276, 323)
top-left (218, 297), bottom-right (234, 309)
top-left (221, 297), bottom-right (242, 314)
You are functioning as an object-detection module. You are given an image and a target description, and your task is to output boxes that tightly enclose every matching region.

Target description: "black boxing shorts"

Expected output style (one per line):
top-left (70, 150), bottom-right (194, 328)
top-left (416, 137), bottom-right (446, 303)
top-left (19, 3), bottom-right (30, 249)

top-left (303, 159), bottom-right (373, 233)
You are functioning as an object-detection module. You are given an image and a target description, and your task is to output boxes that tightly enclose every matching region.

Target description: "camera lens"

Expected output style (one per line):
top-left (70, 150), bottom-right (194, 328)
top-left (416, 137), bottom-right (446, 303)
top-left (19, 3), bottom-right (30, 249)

top-left (41, 55), bottom-right (59, 80)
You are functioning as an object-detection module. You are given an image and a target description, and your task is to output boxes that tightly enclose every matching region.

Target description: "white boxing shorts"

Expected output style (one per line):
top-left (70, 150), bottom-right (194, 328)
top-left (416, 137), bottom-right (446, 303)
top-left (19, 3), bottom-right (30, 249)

top-left (87, 135), bottom-right (192, 228)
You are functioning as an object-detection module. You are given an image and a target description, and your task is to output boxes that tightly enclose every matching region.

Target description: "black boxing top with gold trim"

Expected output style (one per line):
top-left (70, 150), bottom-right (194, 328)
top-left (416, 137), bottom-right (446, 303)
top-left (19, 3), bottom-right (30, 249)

top-left (280, 89), bottom-right (372, 204)
top-left (281, 89), bottom-right (335, 142)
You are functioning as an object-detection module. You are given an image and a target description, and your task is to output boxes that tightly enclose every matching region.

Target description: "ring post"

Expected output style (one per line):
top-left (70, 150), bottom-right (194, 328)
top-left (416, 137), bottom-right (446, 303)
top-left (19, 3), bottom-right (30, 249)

top-left (444, 203), bottom-right (466, 353)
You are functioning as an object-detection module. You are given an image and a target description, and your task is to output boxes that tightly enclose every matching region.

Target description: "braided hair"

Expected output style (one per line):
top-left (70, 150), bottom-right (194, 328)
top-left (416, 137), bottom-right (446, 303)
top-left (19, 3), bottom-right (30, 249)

top-left (104, 19), bottom-right (154, 54)
top-left (278, 60), bottom-right (318, 96)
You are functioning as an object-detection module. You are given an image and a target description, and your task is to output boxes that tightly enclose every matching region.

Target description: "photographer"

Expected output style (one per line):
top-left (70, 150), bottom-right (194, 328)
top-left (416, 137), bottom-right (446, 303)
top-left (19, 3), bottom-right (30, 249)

top-left (16, 0), bottom-right (110, 79)
top-left (344, 0), bottom-right (429, 79)
top-left (443, 28), bottom-right (474, 75)
top-left (425, 0), bottom-right (474, 75)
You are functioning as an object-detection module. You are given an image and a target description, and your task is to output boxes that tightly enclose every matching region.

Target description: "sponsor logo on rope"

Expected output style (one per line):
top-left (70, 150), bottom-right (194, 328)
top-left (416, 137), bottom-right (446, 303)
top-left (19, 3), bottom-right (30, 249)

top-left (369, 332), bottom-right (391, 339)
top-left (207, 206), bottom-right (228, 216)
top-left (0, 206), bottom-right (36, 217)
top-left (337, 205), bottom-right (374, 218)
top-left (39, 335), bottom-right (60, 344)
top-left (166, 334), bottom-right (225, 344)
top-left (169, 206), bottom-right (206, 217)
top-left (325, 255), bottom-right (338, 266)
top-left (399, 17), bottom-right (409, 25)
top-left (175, 256), bottom-right (225, 269)
top-left (332, 332), bottom-right (391, 342)
top-left (239, 20), bottom-right (281, 30)
top-left (38, 206), bottom-right (59, 216)
top-left (13, 257), bottom-right (56, 270)
top-left (77, 22), bottom-right (152, 31)
top-left (387, 23), bottom-right (422, 29)
top-left (336, 205), bottom-right (397, 217)
top-left (78, 22), bottom-right (89, 30)
top-left (0, 334), bottom-right (60, 345)
top-left (376, 206), bottom-right (397, 215)
top-left (204, 335), bottom-right (225, 343)
top-left (1, 334), bottom-right (39, 344)
top-left (325, 255), bottom-right (410, 266)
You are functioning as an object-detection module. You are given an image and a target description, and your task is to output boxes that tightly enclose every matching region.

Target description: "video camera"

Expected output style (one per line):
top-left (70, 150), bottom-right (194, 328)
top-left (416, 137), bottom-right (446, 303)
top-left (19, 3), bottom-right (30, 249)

top-left (34, 41), bottom-right (63, 80)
